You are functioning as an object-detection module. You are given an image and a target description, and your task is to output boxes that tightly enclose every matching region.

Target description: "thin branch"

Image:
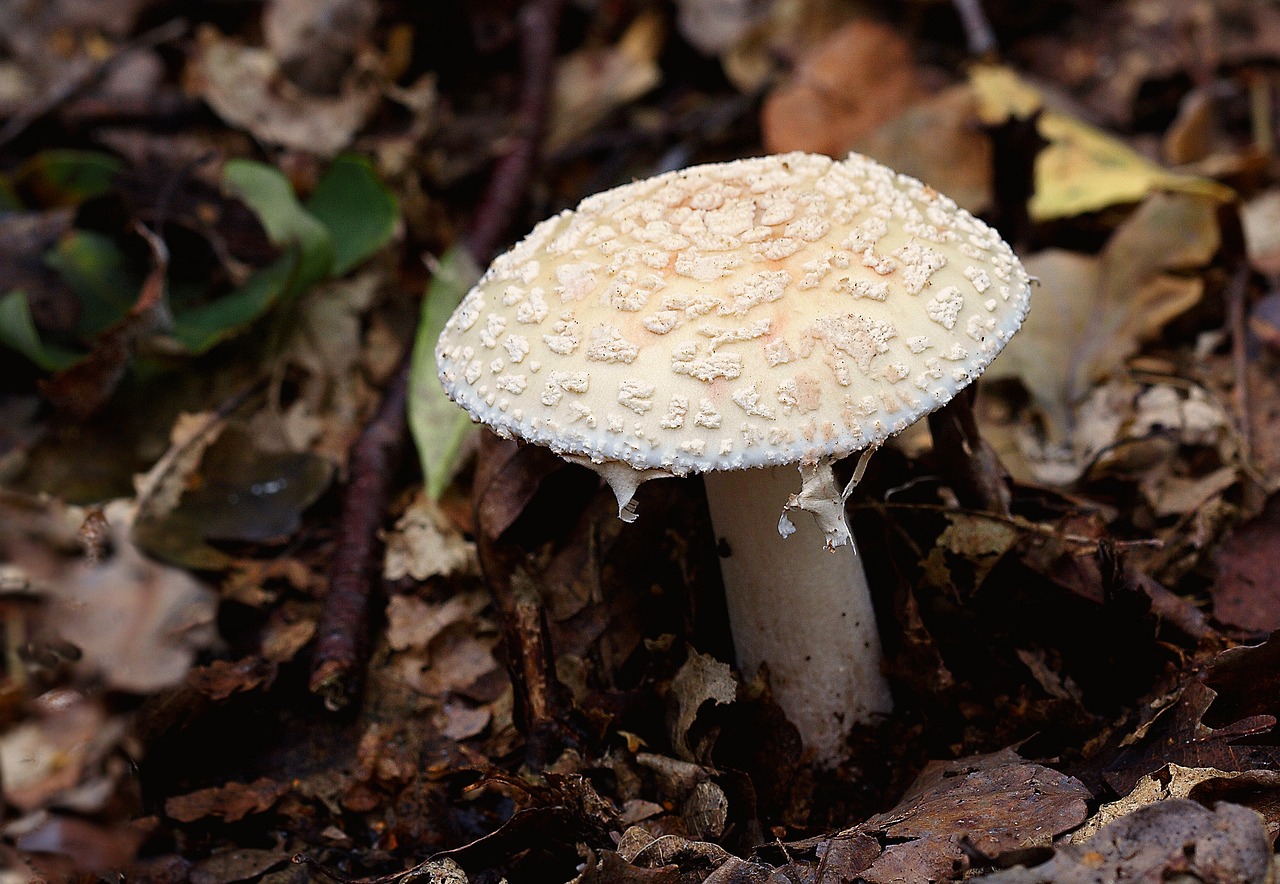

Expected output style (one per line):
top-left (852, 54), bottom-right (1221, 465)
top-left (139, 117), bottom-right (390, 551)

top-left (309, 0), bottom-right (564, 711)
top-left (309, 351), bottom-right (412, 711)
top-left (465, 0), bottom-right (564, 265)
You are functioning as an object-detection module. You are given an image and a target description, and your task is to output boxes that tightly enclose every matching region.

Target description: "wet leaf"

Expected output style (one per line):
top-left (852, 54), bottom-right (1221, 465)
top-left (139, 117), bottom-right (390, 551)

top-left (409, 246), bottom-right (482, 500)
top-left (134, 422), bottom-right (334, 568)
top-left (305, 154), bottom-right (398, 277)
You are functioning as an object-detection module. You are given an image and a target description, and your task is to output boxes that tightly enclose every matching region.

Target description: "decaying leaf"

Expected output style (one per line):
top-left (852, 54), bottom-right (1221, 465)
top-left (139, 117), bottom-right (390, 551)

top-left (1069, 762), bottom-right (1280, 844)
top-left (46, 500), bottom-right (219, 692)
top-left (667, 647), bottom-right (736, 762)
top-left (847, 749), bottom-right (1090, 882)
top-left (921, 511), bottom-right (1020, 593)
top-left (0, 694), bottom-right (124, 813)
top-left (384, 491), bottom-right (478, 582)
top-left (982, 799), bottom-right (1270, 883)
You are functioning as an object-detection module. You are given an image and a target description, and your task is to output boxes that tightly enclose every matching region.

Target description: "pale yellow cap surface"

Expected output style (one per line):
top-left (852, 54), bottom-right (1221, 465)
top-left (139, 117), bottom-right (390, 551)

top-left (436, 152), bottom-right (1030, 477)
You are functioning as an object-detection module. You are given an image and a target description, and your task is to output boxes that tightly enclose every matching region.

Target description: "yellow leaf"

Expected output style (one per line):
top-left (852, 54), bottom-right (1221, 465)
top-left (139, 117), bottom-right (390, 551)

top-left (969, 64), bottom-right (1234, 220)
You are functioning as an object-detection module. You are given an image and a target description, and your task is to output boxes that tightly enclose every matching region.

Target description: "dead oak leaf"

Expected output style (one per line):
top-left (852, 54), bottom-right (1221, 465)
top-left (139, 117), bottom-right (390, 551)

top-left (851, 749), bottom-right (1090, 882)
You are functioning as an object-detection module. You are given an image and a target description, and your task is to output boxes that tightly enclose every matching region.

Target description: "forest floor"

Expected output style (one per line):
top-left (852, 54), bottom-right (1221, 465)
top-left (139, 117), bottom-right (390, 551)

top-left (3, 0), bottom-right (1280, 881)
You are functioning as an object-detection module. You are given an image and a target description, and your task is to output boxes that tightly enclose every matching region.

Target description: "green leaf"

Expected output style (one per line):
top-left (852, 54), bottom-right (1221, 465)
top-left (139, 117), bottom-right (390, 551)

top-left (166, 161), bottom-right (338, 353)
top-left (306, 154), bottom-right (399, 277)
top-left (409, 247), bottom-right (482, 500)
top-left (43, 230), bottom-right (139, 335)
top-left (170, 253), bottom-right (297, 353)
top-left (0, 289), bottom-right (82, 371)
top-left (223, 159), bottom-right (334, 290)
top-left (16, 150), bottom-right (122, 206)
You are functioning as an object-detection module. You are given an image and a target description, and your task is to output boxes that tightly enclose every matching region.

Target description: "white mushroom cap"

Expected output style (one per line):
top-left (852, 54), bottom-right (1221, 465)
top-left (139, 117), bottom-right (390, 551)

top-left (436, 152), bottom-right (1030, 491)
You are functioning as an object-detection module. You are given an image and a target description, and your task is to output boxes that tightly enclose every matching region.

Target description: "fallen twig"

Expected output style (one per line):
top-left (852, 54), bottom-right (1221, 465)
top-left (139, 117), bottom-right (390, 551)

top-left (465, 0), bottom-right (564, 264)
top-left (309, 0), bottom-right (564, 712)
top-left (309, 351), bottom-right (412, 711)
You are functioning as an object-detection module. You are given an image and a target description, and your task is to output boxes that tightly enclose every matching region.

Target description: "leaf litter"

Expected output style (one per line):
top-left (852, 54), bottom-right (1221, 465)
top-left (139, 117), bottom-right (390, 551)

top-left (4, 1), bottom-right (1280, 881)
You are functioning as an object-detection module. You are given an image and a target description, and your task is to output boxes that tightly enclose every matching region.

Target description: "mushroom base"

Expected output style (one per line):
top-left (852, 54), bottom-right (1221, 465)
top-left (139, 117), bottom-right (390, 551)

top-left (703, 465), bottom-right (893, 765)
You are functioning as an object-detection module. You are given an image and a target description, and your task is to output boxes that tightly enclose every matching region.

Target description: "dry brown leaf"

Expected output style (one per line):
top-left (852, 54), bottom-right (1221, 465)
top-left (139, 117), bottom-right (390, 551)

top-left (545, 12), bottom-right (663, 152)
top-left (263, 0), bottom-right (377, 94)
top-left (1069, 763), bottom-right (1258, 844)
top-left (667, 648), bottom-right (736, 762)
top-left (187, 25), bottom-right (382, 157)
top-left (1070, 191), bottom-right (1219, 397)
top-left (0, 695), bottom-right (124, 813)
top-left (988, 248), bottom-right (1099, 442)
top-left (49, 500), bottom-right (219, 693)
top-left (165, 778), bottom-right (289, 824)
top-left (383, 492), bottom-right (478, 582)
top-left (1213, 493), bottom-right (1280, 633)
top-left (385, 590), bottom-right (487, 654)
top-left (985, 800), bottom-right (1269, 883)
top-left (761, 19), bottom-right (924, 158)
top-left (853, 84), bottom-right (993, 215)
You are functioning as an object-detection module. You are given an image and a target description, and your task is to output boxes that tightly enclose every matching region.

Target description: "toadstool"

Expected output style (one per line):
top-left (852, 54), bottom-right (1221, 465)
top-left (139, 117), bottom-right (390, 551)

top-left (435, 152), bottom-right (1031, 763)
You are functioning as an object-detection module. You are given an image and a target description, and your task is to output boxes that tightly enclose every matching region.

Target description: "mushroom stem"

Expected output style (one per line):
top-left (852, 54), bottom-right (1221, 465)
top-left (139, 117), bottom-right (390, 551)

top-left (703, 467), bottom-right (893, 764)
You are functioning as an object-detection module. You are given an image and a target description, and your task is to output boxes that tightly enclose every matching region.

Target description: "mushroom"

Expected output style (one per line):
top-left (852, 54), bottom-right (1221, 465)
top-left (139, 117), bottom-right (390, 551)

top-left (435, 152), bottom-right (1031, 763)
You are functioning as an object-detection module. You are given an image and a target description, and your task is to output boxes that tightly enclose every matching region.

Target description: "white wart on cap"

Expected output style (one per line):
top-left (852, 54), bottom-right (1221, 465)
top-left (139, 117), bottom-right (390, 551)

top-left (436, 152), bottom-right (1031, 512)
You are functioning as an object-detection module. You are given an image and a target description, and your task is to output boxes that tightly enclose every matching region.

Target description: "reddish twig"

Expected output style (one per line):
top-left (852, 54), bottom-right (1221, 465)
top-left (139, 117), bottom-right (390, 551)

top-left (309, 352), bottom-right (412, 710)
top-left (309, 0), bottom-right (564, 712)
top-left (465, 0), bottom-right (564, 265)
